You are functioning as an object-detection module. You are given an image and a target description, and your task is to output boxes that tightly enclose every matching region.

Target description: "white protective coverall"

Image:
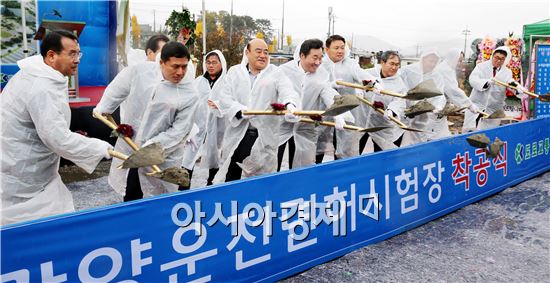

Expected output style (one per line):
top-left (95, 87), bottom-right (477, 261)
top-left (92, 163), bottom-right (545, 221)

top-left (278, 43), bottom-right (352, 168)
top-left (363, 65), bottom-right (407, 150)
top-left (400, 49), bottom-right (449, 145)
top-left (436, 48), bottom-right (474, 108)
top-left (95, 60), bottom-right (198, 196)
top-left (321, 48), bottom-right (379, 158)
top-left (181, 50), bottom-right (227, 170)
top-left (213, 54), bottom-right (301, 183)
top-left (463, 46), bottom-right (513, 131)
top-left (1, 55), bottom-right (112, 225)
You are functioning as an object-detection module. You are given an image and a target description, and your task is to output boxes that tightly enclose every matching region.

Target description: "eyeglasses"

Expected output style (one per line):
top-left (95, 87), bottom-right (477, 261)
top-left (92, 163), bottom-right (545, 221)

top-left (61, 51), bottom-right (83, 60)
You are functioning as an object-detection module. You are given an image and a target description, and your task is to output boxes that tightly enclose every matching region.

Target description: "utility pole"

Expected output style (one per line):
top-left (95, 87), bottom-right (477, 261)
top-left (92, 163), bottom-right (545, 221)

top-left (281, 0), bottom-right (285, 50)
top-left (20, 0), bottom-right (28, 58)
top-left (462, 27), bottom-right (471, 60)
top-left (327, 6), bottom-right (332, 38)
top-left (415, 44), bottom-right (421, 58)
top-left (229, 0), bottom-right (233, 45)
top-left (202, 0), bottom-right (206, 56)
top-left (153, 9), bottom-right (156, 32)
top-left (331, 13), bottom-right (335, 35)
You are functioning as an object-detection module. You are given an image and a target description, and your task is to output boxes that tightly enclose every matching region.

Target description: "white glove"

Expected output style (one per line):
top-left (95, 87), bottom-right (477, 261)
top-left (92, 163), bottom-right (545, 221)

top-left (186, 124), bottom-right (200, 151)
top-left (331, 79), bottom-right (345, 90)
top-left (384, 109), bottom-right (394, 122)
top-left (334, 116), bottom-right (346, 131)
top-left (103, 142), bottom-right (114, 160)
top-left (372, 83), bottom-right (383, 95)
top-left (284, 104), bottom-right (300, 123)
top-left (468, 103), bottom-right (479, 113)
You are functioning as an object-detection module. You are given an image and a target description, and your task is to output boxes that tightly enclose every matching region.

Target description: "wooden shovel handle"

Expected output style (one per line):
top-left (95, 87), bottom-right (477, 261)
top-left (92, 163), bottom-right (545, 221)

top-left (242, 110), bottom-right (325, 116)
top-left (355, 95), bottom-right (408, 128)
top-left (93, 111), bottom-right (161, 173)
top-left (108, 149), bottom-right (129, 160)
top-left (335, 81), bottom-right (406, 98)
top-left (492, 78), bottom-right (539, 98)
top-left (299, 118), bottom-right (364, 131)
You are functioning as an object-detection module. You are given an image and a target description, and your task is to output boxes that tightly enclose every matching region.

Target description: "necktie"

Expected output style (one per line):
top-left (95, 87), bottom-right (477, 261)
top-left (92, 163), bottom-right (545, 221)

top-left (493, 67), bottom-right (497, 77)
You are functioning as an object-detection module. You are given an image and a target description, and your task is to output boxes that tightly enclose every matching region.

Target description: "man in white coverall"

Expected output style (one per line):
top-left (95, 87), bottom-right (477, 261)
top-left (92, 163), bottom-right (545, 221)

top-left (95, 42), bottom-right (199, 200)
top-left (277, 38), bottom-right (352, 170)
top-left (360, 51), bottom-right (407, 153)
top-left (1, 30), bottom-right (113, 225)
top-left (180, 50), bottom-right (227, 189)
top-left (213, 38), bottom-right (301, 183)
top-left (400, 48), bottom-right (449, 145)
top-left (94, 35), bottom-right (171, 201)
top-left (462, 46), bottom-right (523, 132)
top-left (318, 34), bottom-right (381, 162)
top-left (435, 48), bottom-right (479, 117)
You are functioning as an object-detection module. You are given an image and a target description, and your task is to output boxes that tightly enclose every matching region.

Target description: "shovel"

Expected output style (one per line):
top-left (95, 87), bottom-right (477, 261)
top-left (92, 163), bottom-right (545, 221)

top-left (436, 102), bottom-right (468, 119)
top-left (404, 100), bottom-right (436, 118)
top-left (93, 112), bottom-right (190, 187)
top-left (299, 117), bottom-right (389, 132)
top-left (492, 78), bottom-right (550, 102)
top-left (354, 95), bottom-right (425, 133)
top-left (466, 133), bottom-right (491, 148)
top-left (336, 79), bottom-right (443, 100)
top-left (480, 109), bottom-right (521, 122)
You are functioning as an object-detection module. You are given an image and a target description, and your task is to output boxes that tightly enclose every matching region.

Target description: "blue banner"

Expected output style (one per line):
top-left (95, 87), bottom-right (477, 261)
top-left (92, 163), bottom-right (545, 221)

top-left (2, 118), bottom-right (549, 282)
top-left (535, 44), bottom-right (550, 118)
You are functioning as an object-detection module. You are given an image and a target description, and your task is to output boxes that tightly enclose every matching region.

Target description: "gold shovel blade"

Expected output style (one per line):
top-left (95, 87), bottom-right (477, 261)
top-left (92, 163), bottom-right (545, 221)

top-left (323, 95), bottom-right (361, 116)
top-left (118, 143), bottom-right (165, 169)
top-left (405, 79), bottom-right (444, 100)
top-left (150, 167), bottom-right (190, 187)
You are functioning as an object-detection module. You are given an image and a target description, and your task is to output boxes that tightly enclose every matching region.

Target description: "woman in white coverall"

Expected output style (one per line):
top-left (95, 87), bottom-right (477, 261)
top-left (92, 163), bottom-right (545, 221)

top-left (400, 48), bottom-right (449, 145)
top-left (180, 50), bottom-right (227, 188)
top-left (463, 46), bottom-right (522, 132)
top-left (1, 30), bottom-right (112, 225)
top-left (213, 38), bottom-right (301, 183)
top-left (277, 39), bottom-right (352, 170)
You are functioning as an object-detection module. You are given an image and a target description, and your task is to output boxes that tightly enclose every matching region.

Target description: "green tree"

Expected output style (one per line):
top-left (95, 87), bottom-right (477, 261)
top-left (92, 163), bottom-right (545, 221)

top-left (192, 10), bottom-right (274, 72)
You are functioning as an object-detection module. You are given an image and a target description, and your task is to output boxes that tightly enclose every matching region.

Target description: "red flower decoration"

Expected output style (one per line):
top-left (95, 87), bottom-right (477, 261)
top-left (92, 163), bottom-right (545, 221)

top-left (75, 130), bottom-right (88, 137)
top-left (373, 101), bottom-right (385, 109)
top-left (310, 114), bottom-right (323, 122)
top-left (270, 103), bottom-right (286, 111)
top-left (181, 27), bottom-right (191, 36)
top-left (116, 124), bottom-right (134, 138)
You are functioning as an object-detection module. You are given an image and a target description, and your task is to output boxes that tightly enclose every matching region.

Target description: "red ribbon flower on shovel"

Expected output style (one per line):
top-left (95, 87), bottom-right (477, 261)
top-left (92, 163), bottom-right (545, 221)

top-left (270, 103), bottom-right (287, 111)
top-left (111, 124), bottom-right (134, 138)
top-left (373, 101), bottom-right (385, 109)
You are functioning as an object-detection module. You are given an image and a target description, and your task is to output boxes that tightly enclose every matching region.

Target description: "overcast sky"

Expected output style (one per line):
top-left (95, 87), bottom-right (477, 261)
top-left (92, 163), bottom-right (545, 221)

top-left (130, 0), bottom-right (549, 49)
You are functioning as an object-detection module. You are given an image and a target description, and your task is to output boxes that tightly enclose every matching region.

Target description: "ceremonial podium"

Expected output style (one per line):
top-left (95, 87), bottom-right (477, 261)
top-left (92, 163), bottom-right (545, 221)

top-left (34, 19), bottom-right (89, 103)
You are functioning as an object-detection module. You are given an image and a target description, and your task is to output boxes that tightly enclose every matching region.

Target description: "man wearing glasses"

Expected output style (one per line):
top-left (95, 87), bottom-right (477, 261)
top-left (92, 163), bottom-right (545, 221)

top-left (213, 38), bottom-right (301, 183)
top-left (1, 30), bottom-right (113, 225)
top-left (463, 46), bottom-right (523, 131)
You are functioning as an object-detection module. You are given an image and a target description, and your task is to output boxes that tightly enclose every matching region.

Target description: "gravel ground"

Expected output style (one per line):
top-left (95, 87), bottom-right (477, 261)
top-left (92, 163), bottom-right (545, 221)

top-left (65, 158), bottom-right (550, 282)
